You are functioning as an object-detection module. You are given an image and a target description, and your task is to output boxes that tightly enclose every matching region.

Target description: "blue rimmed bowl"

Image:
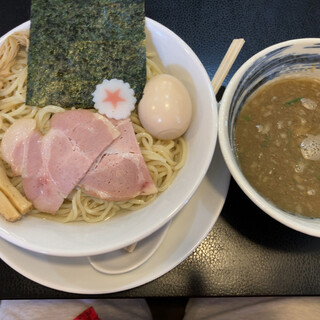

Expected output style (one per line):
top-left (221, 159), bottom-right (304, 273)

top-left (219, 38), bottom-right (320, 237)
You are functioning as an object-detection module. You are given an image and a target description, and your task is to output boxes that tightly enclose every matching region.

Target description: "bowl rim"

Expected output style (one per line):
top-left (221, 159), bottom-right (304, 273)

top-left (0, 18), bottom-right (218, 256)
top-left (218, 37), bottom-right (320, 237)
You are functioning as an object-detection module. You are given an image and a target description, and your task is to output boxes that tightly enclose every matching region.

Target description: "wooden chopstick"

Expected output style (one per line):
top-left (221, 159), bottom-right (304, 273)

top-left (211, 38), bottom-right (245, 95)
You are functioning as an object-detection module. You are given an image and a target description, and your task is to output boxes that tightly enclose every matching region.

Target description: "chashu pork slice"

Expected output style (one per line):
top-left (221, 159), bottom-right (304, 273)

top-left (1, 119), bottom-right (37, 176)
top-left (1, 110), bottom-right (120, 213)
top-left (79, 118), bottom-right (157, 201)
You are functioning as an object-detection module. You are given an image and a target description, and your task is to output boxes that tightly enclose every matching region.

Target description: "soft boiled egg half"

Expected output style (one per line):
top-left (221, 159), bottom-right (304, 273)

top-left (138, 74), bottom-right (192, 140)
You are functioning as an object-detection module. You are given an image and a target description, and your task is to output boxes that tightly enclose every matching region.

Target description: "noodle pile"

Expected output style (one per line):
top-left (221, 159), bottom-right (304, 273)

top-left (0, 30), bottom-right (187, 223)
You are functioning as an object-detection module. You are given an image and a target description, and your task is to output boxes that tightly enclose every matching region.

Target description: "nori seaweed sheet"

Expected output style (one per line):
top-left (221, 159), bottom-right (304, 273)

top-left (26, 0), bottom-right (146, 108)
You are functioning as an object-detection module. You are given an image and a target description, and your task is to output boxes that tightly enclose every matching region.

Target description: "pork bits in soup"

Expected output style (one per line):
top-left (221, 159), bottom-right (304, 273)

top-left (235, 77), bottom-right (320, 218)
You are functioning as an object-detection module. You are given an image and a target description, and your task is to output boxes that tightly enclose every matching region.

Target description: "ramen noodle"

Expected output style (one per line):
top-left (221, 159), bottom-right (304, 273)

top-left (0, 30), bottom-right (187, 223)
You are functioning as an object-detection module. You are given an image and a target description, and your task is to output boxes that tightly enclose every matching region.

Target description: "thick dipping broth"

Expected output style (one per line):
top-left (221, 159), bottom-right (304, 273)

top-left (234, 77), bottom-right (320, 218)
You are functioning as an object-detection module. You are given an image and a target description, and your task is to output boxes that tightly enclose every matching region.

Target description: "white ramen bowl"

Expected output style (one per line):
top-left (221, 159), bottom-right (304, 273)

top-left (219, 38), bottom-right (320, 237)
top-left (0, 19), bottom-right (217, 256)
